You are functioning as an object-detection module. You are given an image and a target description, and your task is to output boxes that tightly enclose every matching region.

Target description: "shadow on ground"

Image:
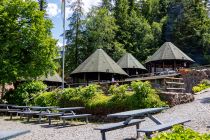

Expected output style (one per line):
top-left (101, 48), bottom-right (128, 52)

top-left (198, 97), bottom-right (210, 104)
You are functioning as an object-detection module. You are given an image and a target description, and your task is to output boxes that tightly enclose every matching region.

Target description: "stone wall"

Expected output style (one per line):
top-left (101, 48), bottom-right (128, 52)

top-left (159, 92), bottom-right (194, 106)
top-left (182, 70), bottom-right (209, 93)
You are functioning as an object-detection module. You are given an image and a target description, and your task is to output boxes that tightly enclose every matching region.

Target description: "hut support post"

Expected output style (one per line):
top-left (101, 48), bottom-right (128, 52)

top-left (98, 73), bottom-right (100, 82)
top-left (174, 60), bottom-right (176, 71)
top-left (163, 61), bottom-right (165, 71)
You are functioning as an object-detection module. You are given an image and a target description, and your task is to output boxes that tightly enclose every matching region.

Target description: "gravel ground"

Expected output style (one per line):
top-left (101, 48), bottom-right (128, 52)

top-left (0, 91), bottom-right (210, 140)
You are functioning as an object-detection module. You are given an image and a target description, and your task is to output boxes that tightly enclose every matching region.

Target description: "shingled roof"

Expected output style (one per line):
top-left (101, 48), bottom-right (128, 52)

top-left (39, 73), bottom-right (62, 83)
top-left (145, 42), bottom-right (194, 63)
top-left (117, 53), bottom-right (147, 70)
top-left (71, 49), bottom-right (128, 76)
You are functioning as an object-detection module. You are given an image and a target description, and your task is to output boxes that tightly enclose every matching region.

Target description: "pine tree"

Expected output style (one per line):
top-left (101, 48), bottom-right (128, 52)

top-left (85, 7), bottom-right (125, 60)
top-left (38, 0), bottom-right (47, 11)
top-left (102, 0), bottom-right (113, 10)
top-left (65, 0), bottom-right (84, 74)
top-left (114, 0), bottom-right (130, 50)
top-left (170, 0), bottom-right (210, 64)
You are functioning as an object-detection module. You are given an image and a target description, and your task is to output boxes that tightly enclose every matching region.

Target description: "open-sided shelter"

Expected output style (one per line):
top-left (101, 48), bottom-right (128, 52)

top-left (39, 72), bottom-right (63, 87)
top-left (70, 49), bottom-right (128, 83)
top-left (117, 53), bottom-right (147, 76)
top-left (145, 42), bottom-right (194, 73)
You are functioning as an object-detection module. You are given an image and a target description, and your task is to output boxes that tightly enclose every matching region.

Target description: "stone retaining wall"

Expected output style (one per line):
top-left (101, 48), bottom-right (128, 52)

top-left (159, 92), bottom-right (194, 106)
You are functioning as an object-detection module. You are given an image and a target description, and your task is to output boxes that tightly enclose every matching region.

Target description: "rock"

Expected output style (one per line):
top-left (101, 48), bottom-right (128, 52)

top-left (159, 92), bottom-right (194, 106)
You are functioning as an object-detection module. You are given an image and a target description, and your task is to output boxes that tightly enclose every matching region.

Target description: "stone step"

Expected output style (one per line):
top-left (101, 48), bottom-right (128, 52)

top-left (166, 88), bottom-right (185, 90)
top-left (166, 82), bottom-right (184, 85)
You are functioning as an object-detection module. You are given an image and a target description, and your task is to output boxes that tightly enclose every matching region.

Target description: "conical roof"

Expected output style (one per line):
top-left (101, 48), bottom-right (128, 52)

top-left (39, 73), bottom-right (62, 83)
top-left (145, 42), bottom-right (194, 63)
top-left (71, 49), bottom-right (128, 76)
top-left (117, 53), bottom-right (147, 70)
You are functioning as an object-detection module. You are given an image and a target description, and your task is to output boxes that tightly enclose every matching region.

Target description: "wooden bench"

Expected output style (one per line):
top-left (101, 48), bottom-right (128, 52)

top-left (95, 119), bottom-right (144, 140)
top-left (137, 119), bottom-right (191, 138)
top-left (18, 111), bottom-right (40, 122)
top-left (44, 113), bottom-right (64, 125)
top-left (0, 130), bottom-right (30, 140)
top-left (60, 114), bottom-right (91, 126)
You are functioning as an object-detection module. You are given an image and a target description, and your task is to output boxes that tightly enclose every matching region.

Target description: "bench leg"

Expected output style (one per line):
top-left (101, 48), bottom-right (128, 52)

top-left (101, 132), bottom-right (106, 140)
top-left (86, 117), bottom-right (89, 124)
top-left (145, 132), bottom-right (152, 139)
top-left (48, 117), bottom-right (51, 125)
top-left (10, 112), bottom-right (12, 120)
top-left (27, 115), bottom-right (30, 122)
top-left (63, 119), bottom-right (66, 127)
top-left (38, 115), bottom-right (42, 123)
top-left (136, 123), bottom-right (140, 138)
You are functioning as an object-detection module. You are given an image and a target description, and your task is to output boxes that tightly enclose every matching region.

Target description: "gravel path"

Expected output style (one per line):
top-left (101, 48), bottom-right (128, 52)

top-left (0, 92), bottom-right (210, 140)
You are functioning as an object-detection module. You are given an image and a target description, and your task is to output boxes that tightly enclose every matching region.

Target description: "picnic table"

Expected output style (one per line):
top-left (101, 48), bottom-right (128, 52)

top-left (96, 107), bottom-right (168, 140)
top-left (0, 130), bottom-right (30, 140)
top-left (96, 107), bottom-right (190, 140)
top-left (0, 104), bottom-right (19, 116)
top-left (108, 107), bottom-right (168, 125)
top-left (56, 107), bottom-right (85, 114)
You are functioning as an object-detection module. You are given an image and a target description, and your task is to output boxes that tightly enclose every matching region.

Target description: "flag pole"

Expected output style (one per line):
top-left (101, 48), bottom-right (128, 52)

top-left (62, 0), bottom-right (66, 89)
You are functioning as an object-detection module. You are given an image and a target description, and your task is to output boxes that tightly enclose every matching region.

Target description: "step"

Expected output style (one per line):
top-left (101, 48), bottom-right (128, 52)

top-left (166, 88), bottom-right (185, 90)
top-left (166, 82), bottom-right (184, 85)
top-left (165, 77), bottom-right (183, 80)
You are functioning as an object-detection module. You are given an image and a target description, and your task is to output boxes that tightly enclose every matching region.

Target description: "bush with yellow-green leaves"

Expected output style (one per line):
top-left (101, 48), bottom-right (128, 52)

top-left (192, 79), bottom-right (210, 93)
top-left (152, 125), bottom-right (210, 140)
top-left (10, 81), bottom-right (166, 115)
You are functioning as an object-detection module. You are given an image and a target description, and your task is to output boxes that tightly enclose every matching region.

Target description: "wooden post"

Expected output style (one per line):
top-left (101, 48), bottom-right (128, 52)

top-left (154, 63), bottom-right (156, 73)
top-left (163, 61), bottom-right (165, 71)
top-left (174, 60), bottom-right (176, 70)
top-left (98, 73), bottom-right (100, 82)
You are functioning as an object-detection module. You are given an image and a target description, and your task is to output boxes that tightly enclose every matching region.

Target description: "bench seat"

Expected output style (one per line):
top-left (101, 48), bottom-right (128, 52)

top-left (0, 130), bottom-right (30, 140)
top-left (95, 119), bottom-right (144, 140)
top-left (137, 119), bottom-right (191, 138)
top-left (18, 111), bottom-right (40, 122)
top-left (60, 114), bottom-right (91, 126)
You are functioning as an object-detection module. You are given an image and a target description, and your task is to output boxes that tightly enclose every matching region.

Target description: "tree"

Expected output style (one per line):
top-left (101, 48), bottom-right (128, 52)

top-left (0, 0), bottom-right (58, 84)
top-left (65, 0), bottom-right (84, 74)
top-left (38, 0), bottom-right (47, 11)
top-left (102, 0), bottom-right (113, 10)
top-left (85, 8), bottom-right (125, 60)
top-left (170, 0), bottom-right (210, 64)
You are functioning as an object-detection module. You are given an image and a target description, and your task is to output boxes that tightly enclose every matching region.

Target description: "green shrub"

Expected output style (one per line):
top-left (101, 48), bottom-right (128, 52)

top-left (3, 81), bottom-right (47, 105)
top-left (192, 79), bottom-right (210, 93)
top-left (152, 125), bottom-right (210, 140)
top-left (131, 81), bottom-right (166, 108)
top-left (34, 82), bottom-right (166, 115)
top-left (34, 90), bottom-right (60, 106)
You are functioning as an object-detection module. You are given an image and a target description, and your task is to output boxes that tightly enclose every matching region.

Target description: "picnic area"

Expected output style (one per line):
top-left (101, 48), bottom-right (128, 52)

top-left (1, 0), bottom-right (210, 139)
top-left (0, 90), bottom-right (209, 140)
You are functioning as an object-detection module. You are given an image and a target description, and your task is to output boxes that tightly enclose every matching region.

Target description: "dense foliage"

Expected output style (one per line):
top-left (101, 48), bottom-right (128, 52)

top-left (33, 81), bottom-right (166, 115)
top-left (64, 0), bottom-right (210, 79)
top-left (3, 81), bottom-right (47, 105)
top-left (152, 125), bottom-right (210, 140)
top-left (192, 79), bottom-right (210, 93)
top-left (0, 0), bottom-right (58, 85)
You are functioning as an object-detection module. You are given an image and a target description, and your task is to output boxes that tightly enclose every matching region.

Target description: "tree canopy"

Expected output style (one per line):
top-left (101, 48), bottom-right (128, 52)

top-left (0, 0), bottom-right (58, 84)
top-left (63, 0), bottom-right (210, 79)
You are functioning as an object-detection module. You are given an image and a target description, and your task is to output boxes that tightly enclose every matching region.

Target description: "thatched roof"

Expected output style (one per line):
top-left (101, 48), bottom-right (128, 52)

top-left (145, 42), bottom-right (194, 63)
top-left (71, 49), bottom-right (128, 76)
top-left (117, 53), bottom-right (147, 70)
top-left (39, 73), bottom-right (62, 83)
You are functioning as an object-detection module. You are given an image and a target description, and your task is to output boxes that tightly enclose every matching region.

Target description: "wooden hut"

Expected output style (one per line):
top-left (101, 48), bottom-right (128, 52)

top-left (70, 49), bottom-right (128, 83)
top-left (39, 73), bottom-right (63, 87)
top-left (145, 42), bottom-right (194, 73)
top-left (117, 53), bottom-right (147, 76)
